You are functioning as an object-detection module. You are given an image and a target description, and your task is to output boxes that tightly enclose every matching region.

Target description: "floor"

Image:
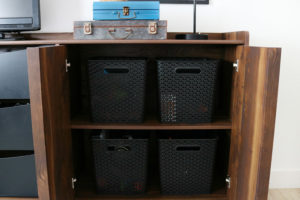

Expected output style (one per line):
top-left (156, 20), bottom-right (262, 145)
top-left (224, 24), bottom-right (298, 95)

top-left (268, 189), bottom-right (300, 200)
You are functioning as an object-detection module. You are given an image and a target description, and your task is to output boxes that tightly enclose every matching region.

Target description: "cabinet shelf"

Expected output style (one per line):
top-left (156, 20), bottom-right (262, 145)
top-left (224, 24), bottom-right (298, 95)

top-left (0, 198), bottom-right (38, 200)
top-left (71, 116), bottom-right (232, 130)
top-left (76, 194), bottom-right (227, 200)
top-left (75, 174), bottom-right (227, 200)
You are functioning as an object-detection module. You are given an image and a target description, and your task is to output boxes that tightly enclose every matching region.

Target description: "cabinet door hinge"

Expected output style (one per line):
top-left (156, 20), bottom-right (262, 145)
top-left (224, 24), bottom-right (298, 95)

top-left (72, 178), bottom-right (77, 189)
top-left (233, 60), bottom-right (239, 72)
top-left (65, 59), bottom-right (71, 72)
top-left (226, 175), bottom-right (231, 189)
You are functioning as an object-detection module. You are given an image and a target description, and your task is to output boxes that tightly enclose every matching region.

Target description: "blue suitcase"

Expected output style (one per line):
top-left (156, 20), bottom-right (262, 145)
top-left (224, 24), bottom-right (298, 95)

top-left (93, 1), bottom-right (160, 20)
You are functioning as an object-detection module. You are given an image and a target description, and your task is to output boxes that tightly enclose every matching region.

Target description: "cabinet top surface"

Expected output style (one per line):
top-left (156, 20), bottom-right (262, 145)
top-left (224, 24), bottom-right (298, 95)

top-left (0, 32), bottom-right (249, 46)
top-left (0, 39), bottom-right (245, 46)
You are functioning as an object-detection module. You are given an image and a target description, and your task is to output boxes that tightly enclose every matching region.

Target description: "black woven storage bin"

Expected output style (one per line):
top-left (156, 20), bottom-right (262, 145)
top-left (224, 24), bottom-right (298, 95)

top-left (92, 135), bottom-right (149, 195)
top-left (159, 136), bottom-right (218, 195)
top-left (88, 58), bottom-right (146, 123)
top-left (158, 58), bottom-right (220, 124)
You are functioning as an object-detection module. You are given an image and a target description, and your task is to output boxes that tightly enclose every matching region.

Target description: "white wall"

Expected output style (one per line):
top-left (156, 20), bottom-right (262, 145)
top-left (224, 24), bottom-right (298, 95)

top-left (39, 0), bottom-right (300, 188)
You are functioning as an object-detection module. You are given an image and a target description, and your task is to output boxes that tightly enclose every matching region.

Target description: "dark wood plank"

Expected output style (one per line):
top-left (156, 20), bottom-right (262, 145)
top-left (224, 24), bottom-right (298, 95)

top-left (0, 39), bottom-right (245, 46)
top-left (76, 195), bottom-right (228, 200)
top-left (222, 31), bottom-right (250, 63)
top-left (167, 32), bottom-right (224, 40)
top-left (235, 47), bottom-right (281, 200)
top-left (168, 31), bottom-right (248, 43)
top-left (27, 48), bottom-right (51, 200)
top-left (71, 116), bottom-right (232, 130)
top-left (253, 48), bottom-right (281, 200)
top-left (223, 32), bottom-right (249, 46)
top-left (27, 46), bottom-right (74, 200)
top-left (24, 32), bottom-right (243, 42)
top-left (0, 32), bottom-right (247, 46)
top-left (79, 44), bottom-right (227, 59)
top-left (227, 46), bottom-right (246, 200)
top-left (75, 175), bottom-right (227, 200)
top-left (0, 197), bottom-right (38, 200)
top-left (0, 198), bottom-right (38, 200)
top-left (76, 178), bottom-right (227, 200)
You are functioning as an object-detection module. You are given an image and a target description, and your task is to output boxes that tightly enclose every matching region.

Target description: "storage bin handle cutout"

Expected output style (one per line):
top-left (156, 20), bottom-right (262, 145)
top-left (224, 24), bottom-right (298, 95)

top-left (176, 146), bottom-right (201, 151)
top-left (104, 68), bottom-right (129, 74)
top-left (175, 68), bottom-right (201, 74)
top-left (107, 145), bottom-right (131, 152)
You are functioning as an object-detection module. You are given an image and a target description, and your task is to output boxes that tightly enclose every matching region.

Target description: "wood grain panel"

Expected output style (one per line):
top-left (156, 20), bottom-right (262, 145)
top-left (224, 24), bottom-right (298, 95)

top-left (76, 196), bottom-right (228, 200)
top-left (0, 198), bottom-right (38, 200)
top-left (227, 46), bottom-right (246, 200)
top-left (223, 32), bottom-right (249, 46)
top-left (76, 181), bottom-right (227, 200)
top-left (235, 47), bottom-right (281, 200)
top-left (223, 31), bottom-right (249, 62)
top-left (0, 39), bottom-right (245, 46)
top-left (253, 48), bottom-right (281, 200)
top-left (24, 32), bottom-right (241, 42)
top-left (71, 117), bottom-right (231, 130)
top-left (0, 32), bottom-right (247, 46)
top-left (27, 48), bottom-right (51, 200)
top-left (27, 46), bottom-right (74, 200)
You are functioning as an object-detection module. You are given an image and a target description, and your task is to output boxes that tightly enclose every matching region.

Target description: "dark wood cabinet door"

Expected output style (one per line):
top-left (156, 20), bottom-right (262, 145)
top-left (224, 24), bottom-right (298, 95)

top-left (27, 45), bottom-right (74, 200)
top-left (229, 46), bottom-right (281, 200)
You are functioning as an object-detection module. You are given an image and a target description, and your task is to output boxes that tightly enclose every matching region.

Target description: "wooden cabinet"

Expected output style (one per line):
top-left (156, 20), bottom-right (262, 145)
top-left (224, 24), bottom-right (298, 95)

top-left (0, 31), bottom-right (281, 200)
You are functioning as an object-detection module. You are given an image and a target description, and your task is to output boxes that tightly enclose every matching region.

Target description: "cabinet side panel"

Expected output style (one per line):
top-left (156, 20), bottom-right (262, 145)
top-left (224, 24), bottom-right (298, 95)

top-left (223, 31), bottom-right (250, 46)
top-left (27, 48), bottom-right (51, 200)
top-left (28, 46), bottom-right (74, 200)
top-left (255, 48), bottom-right (281, 200)
top-left (236, 47), bottom-right (281, 200)
top-left (227, 46), bottom-right (246, 200)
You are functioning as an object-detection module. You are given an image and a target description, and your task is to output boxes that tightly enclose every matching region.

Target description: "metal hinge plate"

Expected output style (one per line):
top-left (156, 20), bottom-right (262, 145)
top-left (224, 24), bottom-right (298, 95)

top-left (233, 60), bottom-right (239, 72)
top-left (72, 178), bottom-right (77, 189)
top-left (226, 175), bottom-right (231, 189)
top-left (65, 59), bottom-right (71, 72)
top-left (148, 22), bottom-right (158, 35)
top-left (123, 6), bottom-right (130, 16)
top-left (84, 22), bottom-right (92, 35)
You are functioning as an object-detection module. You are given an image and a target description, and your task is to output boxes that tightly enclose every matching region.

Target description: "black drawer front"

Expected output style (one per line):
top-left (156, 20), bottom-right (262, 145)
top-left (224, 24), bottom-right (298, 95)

top-left (0, 104), bottom-right (33, 150)
top-left (0, 154), bottom-right (38, 197)
top-left (0, 50), bottom-right (29, 99)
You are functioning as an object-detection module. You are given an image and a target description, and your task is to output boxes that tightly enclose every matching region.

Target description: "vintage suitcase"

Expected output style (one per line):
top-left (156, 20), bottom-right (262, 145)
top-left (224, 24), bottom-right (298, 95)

top-left (93, 1), bottom-right (160, 20)
top-left (74, 20), bottom-right (167, 40)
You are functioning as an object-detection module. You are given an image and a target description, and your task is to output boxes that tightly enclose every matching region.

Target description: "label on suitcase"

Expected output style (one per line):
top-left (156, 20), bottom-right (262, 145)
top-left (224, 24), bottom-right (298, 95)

top-left (74, 20), bottom-right (167, 40)
top-left (93, 1), bottom-right (160, 20)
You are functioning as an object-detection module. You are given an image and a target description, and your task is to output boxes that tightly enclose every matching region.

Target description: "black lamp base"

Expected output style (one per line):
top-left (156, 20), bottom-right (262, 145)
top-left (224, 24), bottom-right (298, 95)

top-left (175, 33), bottom-right (208, 40)
top-left (0, 32), bottom-right (25, 41)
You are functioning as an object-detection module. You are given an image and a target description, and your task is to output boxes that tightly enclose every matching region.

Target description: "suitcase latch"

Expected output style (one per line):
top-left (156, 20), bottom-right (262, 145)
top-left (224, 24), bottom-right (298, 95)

top-left (148, 22), bottom-right (158, 35)
top-left (83, 22), bottom-right (92, 35)
top-left (123, 7), bottom-right (130, 16)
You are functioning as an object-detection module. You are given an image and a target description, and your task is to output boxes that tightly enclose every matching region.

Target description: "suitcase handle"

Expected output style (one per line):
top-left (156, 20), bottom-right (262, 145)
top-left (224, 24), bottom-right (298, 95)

top-left (176, 146), bottom-right (201, 151)
top-left (118, 12), bottom-right (137, 19)
top-left (175, 68), bottom-right (201, 74)
top-left (108, 28), bottom-right (133, 40)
